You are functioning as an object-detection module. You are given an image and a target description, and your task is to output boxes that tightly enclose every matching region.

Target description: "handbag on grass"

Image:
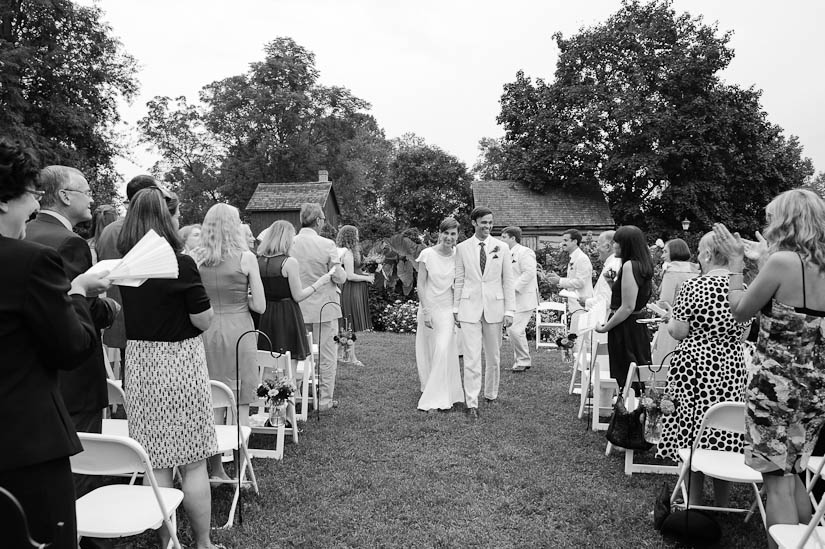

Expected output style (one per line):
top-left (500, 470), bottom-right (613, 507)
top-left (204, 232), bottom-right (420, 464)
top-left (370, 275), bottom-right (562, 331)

top-left (605, 394), bottom-right (653, 451)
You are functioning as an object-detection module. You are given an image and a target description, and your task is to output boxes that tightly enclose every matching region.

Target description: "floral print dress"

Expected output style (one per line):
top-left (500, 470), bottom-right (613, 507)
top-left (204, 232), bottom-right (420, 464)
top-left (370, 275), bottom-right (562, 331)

top-left (745, 297), bottom-right (825, 474)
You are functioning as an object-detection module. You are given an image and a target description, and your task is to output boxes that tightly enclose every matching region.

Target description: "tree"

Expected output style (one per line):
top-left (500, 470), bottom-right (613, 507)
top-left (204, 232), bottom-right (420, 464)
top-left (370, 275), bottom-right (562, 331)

top-left (0, 0), bottom-right (138, 204)
top-left (497, 0), bottom-right (813, 235)
top-left (471, 137), bottom-right (511, 180)
top-left (805, 172), bottom-right (825, 199)
top-left (383, 135), bottom-right (472, 232)
top-left (138, 96), bottom-right (223, 224)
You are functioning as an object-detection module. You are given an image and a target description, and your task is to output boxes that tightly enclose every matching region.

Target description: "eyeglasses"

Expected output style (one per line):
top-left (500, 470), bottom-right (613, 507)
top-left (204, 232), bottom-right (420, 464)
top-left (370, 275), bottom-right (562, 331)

top-left (24, 188), bottom-right (45, 200)
top-left (61, 188), bottom-right (93, 198)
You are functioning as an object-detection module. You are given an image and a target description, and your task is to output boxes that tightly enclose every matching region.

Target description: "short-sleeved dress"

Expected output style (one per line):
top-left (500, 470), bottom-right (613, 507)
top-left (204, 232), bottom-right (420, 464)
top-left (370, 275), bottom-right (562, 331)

top-left (257, 254), bottom-right (310, 360)
top-left (120, 253), bottom-right (217, 469)
top-left (199, 251), bottom-right (258, 404)
top-left (607, 260), bottom-right (653, 387)
top-left (655, 275), bottom-right (749, 461)
top-left (341, 250), bottom-right (373, 332)
top-left (745, 256), bottom-right (825, 474)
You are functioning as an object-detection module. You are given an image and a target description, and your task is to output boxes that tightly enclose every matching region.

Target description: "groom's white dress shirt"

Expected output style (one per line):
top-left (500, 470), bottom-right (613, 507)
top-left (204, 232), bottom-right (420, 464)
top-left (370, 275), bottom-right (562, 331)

top-left (559, 247), bottom-right (593, 313)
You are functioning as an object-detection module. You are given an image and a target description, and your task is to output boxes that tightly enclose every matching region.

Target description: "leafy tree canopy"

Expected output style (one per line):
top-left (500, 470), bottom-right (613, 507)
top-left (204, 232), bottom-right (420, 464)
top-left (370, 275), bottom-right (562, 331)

top-left (497, 0), bottom-right (813, 236)
top-left (0, 0), bottom-right (138, 205)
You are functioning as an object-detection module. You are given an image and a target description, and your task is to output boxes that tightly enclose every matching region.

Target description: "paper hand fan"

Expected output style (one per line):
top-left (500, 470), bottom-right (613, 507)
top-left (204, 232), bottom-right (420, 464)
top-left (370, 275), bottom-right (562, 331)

top-left (85, 229), bottom-right (178, 287)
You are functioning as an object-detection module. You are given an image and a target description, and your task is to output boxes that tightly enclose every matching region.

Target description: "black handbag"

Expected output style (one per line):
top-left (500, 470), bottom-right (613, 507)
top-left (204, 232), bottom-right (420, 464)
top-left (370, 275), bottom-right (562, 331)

top-left (605, 394), bottom-right (653, 451)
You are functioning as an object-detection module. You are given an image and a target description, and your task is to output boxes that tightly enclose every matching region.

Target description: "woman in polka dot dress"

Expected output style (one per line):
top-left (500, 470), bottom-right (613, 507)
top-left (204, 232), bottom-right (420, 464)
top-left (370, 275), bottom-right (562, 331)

top-left (655, 231), bottom-right (750, 506)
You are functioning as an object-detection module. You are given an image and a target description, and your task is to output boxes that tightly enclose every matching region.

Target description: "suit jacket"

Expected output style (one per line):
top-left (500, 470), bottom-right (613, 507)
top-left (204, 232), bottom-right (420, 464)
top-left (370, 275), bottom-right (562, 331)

top-left (510, 243), bottom-right (539, 313)
top-left (291, 228), bottom-right (347, 324)
top-left (560, 247), bottom-right (594, 313)
top-left (24, 213), bottom-right (116, 414)
top-left (585, 254), bottom-right (622, 321)
top-left (0, 236), bottom-right (97, 471)
top-left (94, 218), bottom-right (127, 348)
top-left (453, 235), bottom-right (515, 323)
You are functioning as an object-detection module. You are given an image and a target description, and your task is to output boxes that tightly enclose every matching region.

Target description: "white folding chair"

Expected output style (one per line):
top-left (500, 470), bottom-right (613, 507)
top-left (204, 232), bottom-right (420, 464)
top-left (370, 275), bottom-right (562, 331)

top-left (578, 340), bottom-right (617, 431)
top-left (71, 432), bottom-right (184, 549)
top-left (209, 380), bottom-right (259, 528)
top-left (535, 301), bottom-right (566, 350)
top-left (771, 473), bottom-right (825, 548)
top-left (605, 362), bottom-right (677, 475)
top-left (294, 332), bottom-right (319, 422)
top-left (669, 402), bottom-right (766, 525)
top-left (249, 350), bottom-right (298, 460)
top-left (105, 378), bottom-right (126, 419)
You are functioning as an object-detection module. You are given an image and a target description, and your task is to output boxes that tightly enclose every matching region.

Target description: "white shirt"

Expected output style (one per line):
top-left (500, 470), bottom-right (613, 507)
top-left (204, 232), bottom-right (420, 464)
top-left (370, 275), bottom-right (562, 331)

top-left (586, 254), bottom-right (622, 313)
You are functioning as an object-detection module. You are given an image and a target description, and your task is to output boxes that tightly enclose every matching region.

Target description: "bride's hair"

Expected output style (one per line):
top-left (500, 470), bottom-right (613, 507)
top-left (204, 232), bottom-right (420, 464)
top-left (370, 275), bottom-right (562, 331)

top-left (439, 217), bottom-right (459, 233)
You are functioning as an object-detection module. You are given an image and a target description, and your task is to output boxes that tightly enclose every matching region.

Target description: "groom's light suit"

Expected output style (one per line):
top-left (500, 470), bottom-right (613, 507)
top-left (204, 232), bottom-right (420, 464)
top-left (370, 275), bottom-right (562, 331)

top-left (453, 235), bottom-right (515, 408)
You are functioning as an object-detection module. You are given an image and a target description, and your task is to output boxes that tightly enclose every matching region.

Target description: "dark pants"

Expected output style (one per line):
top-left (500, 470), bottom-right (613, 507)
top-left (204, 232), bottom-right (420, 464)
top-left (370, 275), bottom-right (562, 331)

top-left (0, 457), bottom-right (77, 548)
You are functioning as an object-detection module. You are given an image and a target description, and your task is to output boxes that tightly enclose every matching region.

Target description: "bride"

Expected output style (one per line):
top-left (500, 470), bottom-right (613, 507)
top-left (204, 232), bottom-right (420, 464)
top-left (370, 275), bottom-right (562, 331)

top-left (415, 217), bottom-right (464, 411)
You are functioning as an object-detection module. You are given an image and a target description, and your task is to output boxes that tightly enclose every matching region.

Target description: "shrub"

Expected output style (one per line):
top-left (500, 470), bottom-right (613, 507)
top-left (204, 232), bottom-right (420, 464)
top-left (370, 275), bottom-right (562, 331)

top-left (377, 300), bottom-right (419, 334)
top-left (369, 283), bottom-right (417, 331)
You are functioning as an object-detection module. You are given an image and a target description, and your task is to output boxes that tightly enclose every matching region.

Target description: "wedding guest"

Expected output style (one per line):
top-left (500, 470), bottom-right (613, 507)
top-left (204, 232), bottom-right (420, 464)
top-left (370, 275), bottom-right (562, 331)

top-left (655, 232), bottom-right (749, 506)
top-left (257, 220), bottom-right (332, 380)
top-left (500, 226), bottom-right (539, 372)
top-left (714, 189), bottom-right (825, 547)
top-left (595, 225), bottom-right (653, 390)
top-left (96, 175), bottom-right (171, 381)
top-left (548, 229), bottom-right (593, 334)
top-left (337, 225), bottom-right (374, 365)
top-left (651, 239), bottom-right (699, 365)
top-left (584, 230), bottom-right (620, 321)
top-left (0, 137), bottom-right (110, 548)
top-left (196, 204), bottom-right (265, 481)
top-left (179, 224), bottom-right (202, 254)
top-left (416, 217), bottom-right (464, 411)
top-left (117, 188), bottom-right (218, 549)
top-left (290, 204), bottom-right (346, 412)
top-left (87, 204), bottom-right (118, 263)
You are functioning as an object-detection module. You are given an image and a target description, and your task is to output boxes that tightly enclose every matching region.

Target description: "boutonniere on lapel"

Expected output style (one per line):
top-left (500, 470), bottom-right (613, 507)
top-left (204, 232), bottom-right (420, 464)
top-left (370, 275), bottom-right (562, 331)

top-left (491, 245), bottom-right (500, 259)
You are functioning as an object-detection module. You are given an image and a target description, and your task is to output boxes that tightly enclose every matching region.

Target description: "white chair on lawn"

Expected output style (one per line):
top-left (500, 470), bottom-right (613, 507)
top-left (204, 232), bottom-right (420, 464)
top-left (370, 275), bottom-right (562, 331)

top-left (669, 402), bottom-right (766, 526)
top-left (578, 340), bottom-right (617, 431)
top-left (605, 362), bottom-right (677, 475)
top-left (535, 301), bottom-right (566, 350)
top-left (105, 378), bottom-right (126, 419)
top-left (209, 380), bottom-right (259, 529)
top-left (294, 332), bottom-right (319, 422)
top-left (71, 432), bottom-right (184, 549)
top-left (804, 455), bottom-right (825, 529)
top-left (250, 350), bottom-right (298, 460)
top-left (771, 471), bottom-right (825, 548)
top-left (569, 308), bottom-right (592, 397)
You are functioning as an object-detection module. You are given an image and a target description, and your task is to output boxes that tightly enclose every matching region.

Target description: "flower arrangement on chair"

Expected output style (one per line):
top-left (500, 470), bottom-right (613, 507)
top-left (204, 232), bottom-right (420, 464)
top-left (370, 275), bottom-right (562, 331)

top-left (555, 333), bottom-right (578, 362)
top-left (640, 385), bottom-right (677, 444)
top-left (256, 377), bottom-right (295, 427)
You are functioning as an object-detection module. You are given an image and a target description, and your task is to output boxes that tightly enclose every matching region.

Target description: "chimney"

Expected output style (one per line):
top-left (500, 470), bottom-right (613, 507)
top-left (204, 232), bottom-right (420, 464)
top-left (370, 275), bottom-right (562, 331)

top-left (318, 170), bottom-right (329, 183)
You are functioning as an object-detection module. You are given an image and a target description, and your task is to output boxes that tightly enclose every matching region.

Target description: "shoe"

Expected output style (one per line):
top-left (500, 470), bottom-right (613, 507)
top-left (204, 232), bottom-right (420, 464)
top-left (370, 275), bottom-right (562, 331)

top-left (484, 397), bottom-right (498, 404)
top-left (466, 408), bottom-right (479, 420)
top-left (511, 365), bottom-right (528, 372)
top-left (318, 399), bottom-right (339, 412)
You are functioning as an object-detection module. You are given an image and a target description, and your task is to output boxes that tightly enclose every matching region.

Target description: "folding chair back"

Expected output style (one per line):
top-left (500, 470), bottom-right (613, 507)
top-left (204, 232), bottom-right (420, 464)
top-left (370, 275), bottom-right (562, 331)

top-left (210, 379), bottom-right (238, 423)
top-left (258, 350), bottom-right (293, 383)
top-left (71, 433), bottom-right (147, 477)
top-left (535, 301), bottom-right (567, 349)
top-left (771, 480), bottom-right (825, 548)
top-left (696, 401), bottom-right (746, 438)
top-left (105, 379), bottom-right (126, 419)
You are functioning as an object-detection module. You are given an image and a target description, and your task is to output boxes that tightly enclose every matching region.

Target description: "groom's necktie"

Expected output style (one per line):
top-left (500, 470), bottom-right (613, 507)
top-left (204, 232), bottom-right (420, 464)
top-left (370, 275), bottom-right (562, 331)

top-left (479, 241), bottom-right (486, 273)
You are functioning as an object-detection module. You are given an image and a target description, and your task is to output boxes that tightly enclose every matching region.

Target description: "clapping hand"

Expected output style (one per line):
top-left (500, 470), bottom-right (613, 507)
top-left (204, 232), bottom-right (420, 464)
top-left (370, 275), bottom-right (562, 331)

top-left (741, 231), bottom-right (768, 261)
top-left (712, 223), bottom-right (746, 260)
top-left (546, 273), bottom-right (561, 286)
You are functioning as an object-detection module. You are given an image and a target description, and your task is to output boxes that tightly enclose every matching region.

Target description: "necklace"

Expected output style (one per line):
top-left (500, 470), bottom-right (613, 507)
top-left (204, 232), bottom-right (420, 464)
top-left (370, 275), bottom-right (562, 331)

top-left (704, 268), bottom-right (730, 277)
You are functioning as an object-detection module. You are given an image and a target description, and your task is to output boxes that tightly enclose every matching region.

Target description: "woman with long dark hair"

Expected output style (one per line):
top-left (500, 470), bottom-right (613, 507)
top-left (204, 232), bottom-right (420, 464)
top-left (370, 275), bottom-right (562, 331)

top-left (117, 188), bottom-right (219, 549)
top-left (595, 225), bottom-right (654, 389)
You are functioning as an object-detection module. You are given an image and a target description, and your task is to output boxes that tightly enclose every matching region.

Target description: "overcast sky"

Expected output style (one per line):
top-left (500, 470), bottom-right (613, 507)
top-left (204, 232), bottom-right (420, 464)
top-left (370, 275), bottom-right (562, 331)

top-left (78, 0), bottom-right (825, 180)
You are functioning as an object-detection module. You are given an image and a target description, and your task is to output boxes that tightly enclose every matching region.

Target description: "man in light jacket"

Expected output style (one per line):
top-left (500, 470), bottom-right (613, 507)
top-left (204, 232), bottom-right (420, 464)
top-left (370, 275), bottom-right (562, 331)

top-left (548, 229), bottom-right (593, 336)
top-left (501, 226), bottom-right (538, 372)
top-left (291, 203), bottom-right (347, 411)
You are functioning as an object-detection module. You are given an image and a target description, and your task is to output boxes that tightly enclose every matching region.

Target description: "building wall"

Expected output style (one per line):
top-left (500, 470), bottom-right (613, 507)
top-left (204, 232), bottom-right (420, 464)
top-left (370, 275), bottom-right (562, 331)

top-left (249, 210), bottom-right (301, 237)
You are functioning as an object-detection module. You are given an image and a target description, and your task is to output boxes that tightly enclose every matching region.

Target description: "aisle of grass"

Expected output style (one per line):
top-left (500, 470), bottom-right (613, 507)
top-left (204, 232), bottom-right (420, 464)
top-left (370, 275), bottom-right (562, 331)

top-left (133, 331), bottom-right (766, 548)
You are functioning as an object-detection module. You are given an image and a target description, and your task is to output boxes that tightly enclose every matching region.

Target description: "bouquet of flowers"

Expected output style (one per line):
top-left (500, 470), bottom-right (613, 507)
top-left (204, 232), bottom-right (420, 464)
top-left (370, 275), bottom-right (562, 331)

top-left (603, 266), bottom-right (618, 287)
top-left (256, 377), bottom-right (295, 407)
top-left (555, 333), bottom-right (578, 362)
top-left (361, 251), bottom-right (384, 274)
top-left (334, 324), bottom-right (358, 363)
top-left (640, 385), bottom-right (677, 444)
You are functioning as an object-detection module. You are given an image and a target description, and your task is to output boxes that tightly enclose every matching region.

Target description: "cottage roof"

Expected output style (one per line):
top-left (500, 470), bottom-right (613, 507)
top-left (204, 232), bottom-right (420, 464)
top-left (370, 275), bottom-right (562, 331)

top-left (471, 180), bottom-right (615, 228)
top-left (246, 182), bottom-right (334, 211)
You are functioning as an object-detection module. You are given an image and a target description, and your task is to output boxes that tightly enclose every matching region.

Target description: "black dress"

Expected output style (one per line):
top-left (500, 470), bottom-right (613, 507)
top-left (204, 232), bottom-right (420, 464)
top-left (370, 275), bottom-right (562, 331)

top-left (341, 251), bottom-right (373, 331)
top-left (258, 255), bottom-right (310, 360)
top-left (607, 259), bottom-right (653, 387)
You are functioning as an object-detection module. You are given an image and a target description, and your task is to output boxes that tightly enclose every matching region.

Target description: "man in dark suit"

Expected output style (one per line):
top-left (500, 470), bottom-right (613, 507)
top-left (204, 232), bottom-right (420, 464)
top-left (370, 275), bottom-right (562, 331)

top-left (25, 166), bottom-right (119, 437)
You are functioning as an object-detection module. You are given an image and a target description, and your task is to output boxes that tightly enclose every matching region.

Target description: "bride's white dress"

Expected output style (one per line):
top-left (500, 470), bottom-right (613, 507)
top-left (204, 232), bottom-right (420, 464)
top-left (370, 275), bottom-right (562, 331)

top-left (415, 247), bottom-right (464, 411)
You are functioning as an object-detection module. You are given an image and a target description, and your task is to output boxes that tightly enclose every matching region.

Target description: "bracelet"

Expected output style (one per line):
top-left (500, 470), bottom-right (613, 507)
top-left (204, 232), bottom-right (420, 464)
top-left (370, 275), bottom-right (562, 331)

top-left (728, 272), bottom-right (743, 277)
top-left (729, 289), bottom-right (744, 292)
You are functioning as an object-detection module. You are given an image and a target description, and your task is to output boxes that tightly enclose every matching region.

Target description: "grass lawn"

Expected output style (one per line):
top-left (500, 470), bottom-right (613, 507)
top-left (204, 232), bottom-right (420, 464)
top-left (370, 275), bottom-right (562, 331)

top-left (127, 331), bottom-right (767, 548)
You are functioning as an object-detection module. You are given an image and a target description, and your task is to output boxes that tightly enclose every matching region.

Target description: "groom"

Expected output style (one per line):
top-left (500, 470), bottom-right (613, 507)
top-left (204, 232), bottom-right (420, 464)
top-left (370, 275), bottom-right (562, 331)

top-left (454, 206), bottom-right (515, 419)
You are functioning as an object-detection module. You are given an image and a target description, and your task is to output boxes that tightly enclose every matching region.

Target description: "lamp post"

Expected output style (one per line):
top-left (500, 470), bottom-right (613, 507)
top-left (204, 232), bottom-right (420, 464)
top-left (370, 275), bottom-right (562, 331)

top-left (681, 218), bottom-right (691, 232)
